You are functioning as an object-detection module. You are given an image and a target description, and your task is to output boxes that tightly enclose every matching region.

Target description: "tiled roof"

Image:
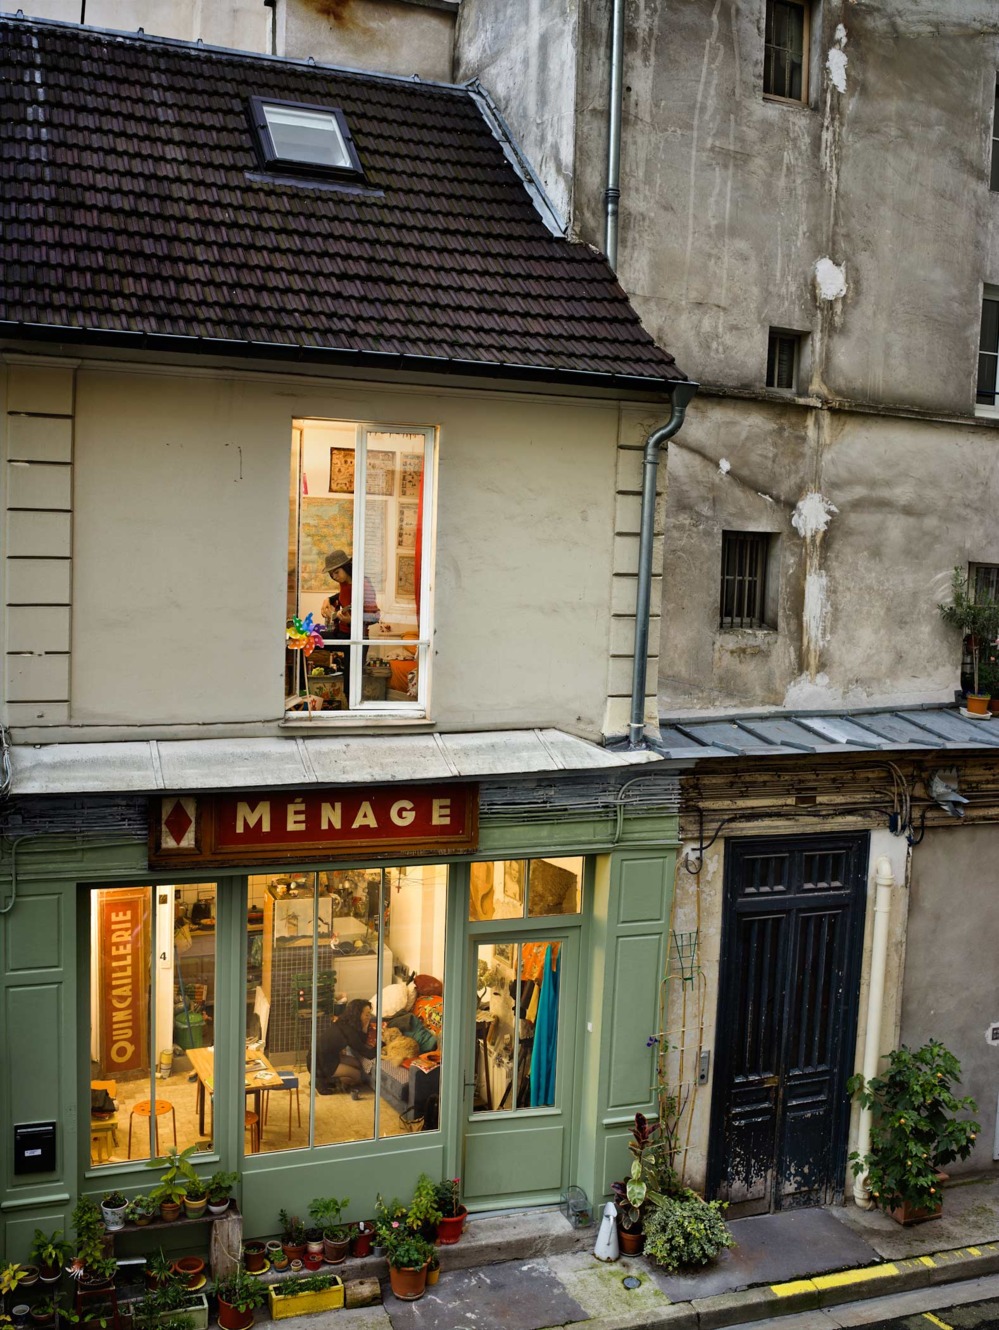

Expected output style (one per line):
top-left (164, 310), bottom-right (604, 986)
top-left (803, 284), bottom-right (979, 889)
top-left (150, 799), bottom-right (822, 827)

top-left (656, 706), bottom-right (999, 760)
top-left (0, 17), bottom-right (685, 390)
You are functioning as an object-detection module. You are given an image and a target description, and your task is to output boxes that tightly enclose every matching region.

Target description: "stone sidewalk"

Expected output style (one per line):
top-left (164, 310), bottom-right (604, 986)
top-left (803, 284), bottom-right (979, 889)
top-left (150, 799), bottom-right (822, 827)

top-left (257, 1175), bottom-right (999, 1330)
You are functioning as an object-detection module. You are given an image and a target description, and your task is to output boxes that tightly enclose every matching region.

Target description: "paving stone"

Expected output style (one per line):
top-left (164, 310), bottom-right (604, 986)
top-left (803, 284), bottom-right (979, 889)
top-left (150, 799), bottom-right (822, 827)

top-left (383, 1258), bottom-right (590, 1330)
top-left (547, 1250), bottom-right (671, 1320)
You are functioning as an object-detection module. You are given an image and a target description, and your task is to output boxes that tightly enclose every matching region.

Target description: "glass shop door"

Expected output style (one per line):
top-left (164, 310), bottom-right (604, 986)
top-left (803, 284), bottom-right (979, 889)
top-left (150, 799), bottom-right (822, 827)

top-left (461, 929), bottom-right (578, 1207)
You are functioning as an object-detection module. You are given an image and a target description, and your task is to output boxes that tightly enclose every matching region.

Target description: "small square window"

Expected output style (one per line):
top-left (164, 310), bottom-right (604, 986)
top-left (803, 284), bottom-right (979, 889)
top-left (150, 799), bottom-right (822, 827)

top-left (766, 329), bottom-right (800, 391)
top-left (720, 531), bottom-right (777, 630)
top-left (764, 0), bottom-right (809, 103)
top-left (250, 97), bottom-right (363, 178)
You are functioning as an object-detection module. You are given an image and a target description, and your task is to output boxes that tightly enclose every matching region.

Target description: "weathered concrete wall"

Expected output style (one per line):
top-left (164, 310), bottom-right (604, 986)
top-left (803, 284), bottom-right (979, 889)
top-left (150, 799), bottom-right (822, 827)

top-left (454, 0), bottom-right (579, 227)
top-left (901, 823), bottom-right (999, 1176)
top-left (284, 0), bottom-right (455, 81)
top-left (13, 0), bottom-right (270, 47)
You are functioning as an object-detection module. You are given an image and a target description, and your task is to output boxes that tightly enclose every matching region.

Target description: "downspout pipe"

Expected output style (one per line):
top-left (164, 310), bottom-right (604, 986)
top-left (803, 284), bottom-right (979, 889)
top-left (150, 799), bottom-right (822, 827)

top-left (605, 0), bottom-right (625, 267)
top-left (853, 854), bottom-right (896, 1208)
top-left (628, 380), bottom-right (699, 749)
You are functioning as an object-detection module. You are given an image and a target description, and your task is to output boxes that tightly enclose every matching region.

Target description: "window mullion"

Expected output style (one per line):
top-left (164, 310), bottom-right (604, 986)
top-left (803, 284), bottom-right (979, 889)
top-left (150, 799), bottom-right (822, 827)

top-left (352, 425), bottom-right (368, 711)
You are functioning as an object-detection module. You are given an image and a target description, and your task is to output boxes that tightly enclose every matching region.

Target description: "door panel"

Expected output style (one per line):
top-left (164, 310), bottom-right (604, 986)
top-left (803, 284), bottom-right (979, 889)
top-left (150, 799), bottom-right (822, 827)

top-left (709, 834), bottom-right (867, 1214)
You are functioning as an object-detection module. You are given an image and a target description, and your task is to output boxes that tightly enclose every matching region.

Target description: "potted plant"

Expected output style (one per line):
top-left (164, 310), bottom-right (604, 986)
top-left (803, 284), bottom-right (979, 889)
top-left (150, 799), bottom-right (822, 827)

top-left (277, 1212), bottom-right (306, 1263)
top-left (849, 1040), bottom-right (980, 1224)
top-left (208, 1270), bottom-right (266, 1330)
top-left (426, 1253), bottom-right (440, 1287)
top-left (939, 566), bottom-right (999, 714)
top-left (146, 1146), bottom-right (198, 1221)
top-left (407, 1174), bottom-right (441, 1242)
top-left (172, 1257), bottom-right (204, 1290)
top-left (432, 1178), bottom-right (467, 1245)
top-left (1, 1265), bottom-right (29, 1318)
top-left (611, 1112), bottom-right (678, 1255)
top-left (382, 1227), bottom-right (434, 1302)
top-left (267, 1273), bottom-right (344, 1320)
top-left (240, 1242), bottom-right (266, 1275)
top-left (132, 1271), bottom-right (209, 1330)
top-left (641, 1190), bottom-right (735, 1271)
top-left (68, 1200), bottom-right (116, 1289)
top-left (125, 1196), bottom-right (157, 1228)
top-left (373, 1195), bottom-right (406, 1256)
top-left (205, 1172), bottom-right (237, 1217)
top-left (142, 1252), bottom-right (175, 1294)
top-left (28, 1296), bottom-right (58, 1327)
top-left (981, 653), bottom-right (999, 715)
top-left (29, 1232), bottom-right (71, 1284)
top-left (308, 1197), bottom-right (350, 1265)
top-left (350, 1221), bottom-right (373, 1258)
top-left (182, 1180), bottom-right (207, 1221)
top-left (99, 1194), bottom-right (127, 1234)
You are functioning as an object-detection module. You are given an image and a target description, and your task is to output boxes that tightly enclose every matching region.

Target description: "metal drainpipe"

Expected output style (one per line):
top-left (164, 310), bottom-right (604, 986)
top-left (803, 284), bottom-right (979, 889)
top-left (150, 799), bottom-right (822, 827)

top-left (628, 381), bottom-right (699, 749)
top-left (853, 854), bottom-right (896, 1208)
top-left (605, 0), bottom-right (625, 267)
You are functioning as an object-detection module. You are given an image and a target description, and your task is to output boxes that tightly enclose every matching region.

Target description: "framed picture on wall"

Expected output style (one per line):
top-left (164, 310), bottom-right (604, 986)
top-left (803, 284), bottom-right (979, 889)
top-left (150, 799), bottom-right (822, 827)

top-left (396, 552), bottom-right (416, 600)
top-left (366, 450), bottom-right (395, 496)
top-left (397, 504), bottom-right (418, 548)
top-left (400, 452), bottom-right (422, 498)
top-left (329, 448), bottom-right (355, 493)
top-left (503, 859), bottom-right (524, 904)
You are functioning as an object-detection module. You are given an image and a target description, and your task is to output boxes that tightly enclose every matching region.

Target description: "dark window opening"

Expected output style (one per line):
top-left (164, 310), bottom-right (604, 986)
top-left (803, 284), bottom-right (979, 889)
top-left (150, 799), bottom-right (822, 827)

top-left (721, 531), bottom-right (775, 630)
top-left (977, 295), bottom-right (999, 407)
top-left (972, 563), bottom-right (999, 603)
top-left (991, 81), bottom-right (999, 191)
top-left (766, 330), bottom-right (800, 390)
top-left (764, 0), bottom-right (808, 102)
top-left (249, 97), bottom-right (364, 180)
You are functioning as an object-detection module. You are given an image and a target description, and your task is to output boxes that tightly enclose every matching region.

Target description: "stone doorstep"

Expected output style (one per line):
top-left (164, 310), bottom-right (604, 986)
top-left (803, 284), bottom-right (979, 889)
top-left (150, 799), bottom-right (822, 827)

top-left (542, 1244), bottom-right (999, 1330)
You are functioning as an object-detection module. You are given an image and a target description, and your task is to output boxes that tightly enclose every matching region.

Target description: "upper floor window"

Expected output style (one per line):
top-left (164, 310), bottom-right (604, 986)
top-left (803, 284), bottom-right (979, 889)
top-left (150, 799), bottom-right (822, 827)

top-left (764, 0), bottom-right (809, 103)
top-left (250, 98), bottom-right (364, 179)
top-left (287, 420), bottom-right (435, 718)
top-left (766, 329), bottom-right (801, 391)
top-left (720, 531), bottom-right (778, 630)
top-left (972, 562), bottom-right (999, 602)
top-left (991, 81), bottom-right (999, 191)
top-left (977, 289), bottom-right (999, 410)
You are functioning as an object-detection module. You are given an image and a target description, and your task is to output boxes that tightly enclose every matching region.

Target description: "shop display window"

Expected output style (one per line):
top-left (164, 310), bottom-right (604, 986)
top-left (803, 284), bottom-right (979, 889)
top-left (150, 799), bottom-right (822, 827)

top-left (87, 884), bottom-right (218, 1167)
top-left (473, 939), bottom-right (561, 1112)
top-left (248, 864), bottom-right (446, 1151)
top-left (287, 419), bottom-right (435, 716)
top-left (468, 858), bottom-right (583, 921)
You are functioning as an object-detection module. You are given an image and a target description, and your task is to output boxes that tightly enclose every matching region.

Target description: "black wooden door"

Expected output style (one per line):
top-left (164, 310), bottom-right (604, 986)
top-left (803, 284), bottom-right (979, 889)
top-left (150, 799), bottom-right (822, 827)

top-left (708, 833), bottom-right (868, 1214)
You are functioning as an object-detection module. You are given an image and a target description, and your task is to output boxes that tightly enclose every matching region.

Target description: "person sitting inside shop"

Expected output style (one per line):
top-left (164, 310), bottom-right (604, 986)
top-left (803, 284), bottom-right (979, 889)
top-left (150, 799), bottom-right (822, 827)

top-left (315, 998), bottom-right (374, 1099)
top-left (320, 549), bottom-right (380, 702)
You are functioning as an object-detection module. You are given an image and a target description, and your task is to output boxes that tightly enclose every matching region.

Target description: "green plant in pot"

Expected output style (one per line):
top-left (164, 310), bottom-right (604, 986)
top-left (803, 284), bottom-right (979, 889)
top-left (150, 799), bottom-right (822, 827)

top-left (849, 1039), bottom-right (980, 1223)
top-left (611, 1111), bottom-right (679, 1254)
top-left (938, 566), bottom-right (999, 712)
top-left (381, 1228), bottom-right (434, 1302)
top-left (406, 1174), bottom-right (441, 1242)
top-left (206, 1172), bottom-right (237, 1215)
top-left (143, 1251), bottom-right (176, 1292)
top-left (278, 1211), bottom-right (307, 1262)
top-left (308, 1197), bottom-right (350, 1264)
top-left (642, 1190), bottom-right (735, 1271)
top-left (432, 1178), bottom-right (468, 1245)
top-left (124, 1196), bottom-right (157, 1228)
top-left (182, 1179), bottom-right (207, 1219)
top-left (209, 1269), bottom-right (266, 1330)
top-left (99, 1193), bottom-right (128, 1233)
top-left (980, 652), bottom-right (999, 714)
top-left (68, 1199), bottom-right (116, 1287)
top-left (147, 1145), bottom-right (199, 1220)
top-left (29, 1231), bottom-right (71, 1283)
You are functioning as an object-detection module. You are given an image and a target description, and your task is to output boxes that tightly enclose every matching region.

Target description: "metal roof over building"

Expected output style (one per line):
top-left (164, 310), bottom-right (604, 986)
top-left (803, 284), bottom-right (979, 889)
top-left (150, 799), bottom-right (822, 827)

top-left (0, 16), bottom-right (684, 392)
top-left (8, 728), bottom-right (659, 797)
top-left (656, 706), bottom-right (999, 761)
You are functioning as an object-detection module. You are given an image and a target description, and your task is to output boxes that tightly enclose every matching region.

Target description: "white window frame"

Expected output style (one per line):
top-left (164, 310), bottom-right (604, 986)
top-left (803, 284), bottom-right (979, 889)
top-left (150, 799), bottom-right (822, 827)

top-left (287, 419), bottom-right (437, 723)
top-left (976, 284), bottom-right (999, 418)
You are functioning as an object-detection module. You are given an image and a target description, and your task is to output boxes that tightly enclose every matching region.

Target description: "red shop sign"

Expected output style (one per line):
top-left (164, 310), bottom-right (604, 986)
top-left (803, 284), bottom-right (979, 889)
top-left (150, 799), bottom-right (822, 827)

top-left (150, 783), bottom-right (478, 868)
top-left (98, 889), bottom-right (149, 1074)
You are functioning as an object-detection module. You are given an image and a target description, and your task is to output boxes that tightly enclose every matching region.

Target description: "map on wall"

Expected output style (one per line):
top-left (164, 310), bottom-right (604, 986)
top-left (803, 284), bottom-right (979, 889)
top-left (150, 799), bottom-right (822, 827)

top-left (300, 498), bottom-right (353, 592)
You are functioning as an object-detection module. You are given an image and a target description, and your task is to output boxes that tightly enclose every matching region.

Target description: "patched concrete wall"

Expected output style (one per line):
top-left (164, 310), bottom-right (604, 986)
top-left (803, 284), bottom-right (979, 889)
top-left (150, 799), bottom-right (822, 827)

top-left (284, 0), bottom-right (455, 81)
top-left (901, 824), bottom-right (999, 1176)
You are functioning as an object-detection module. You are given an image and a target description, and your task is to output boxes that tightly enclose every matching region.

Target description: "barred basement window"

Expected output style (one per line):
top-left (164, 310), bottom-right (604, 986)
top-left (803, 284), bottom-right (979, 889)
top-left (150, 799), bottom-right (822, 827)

top-left (720, 531), bottom-right (775, 629)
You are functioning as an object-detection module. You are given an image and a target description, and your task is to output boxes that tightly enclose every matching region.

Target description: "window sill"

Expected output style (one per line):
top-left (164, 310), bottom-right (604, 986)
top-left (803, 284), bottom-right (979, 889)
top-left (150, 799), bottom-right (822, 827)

top-left (974, 405), bottom-right (999, 420)
top-left (280, 714), bottom-right (434, 732)
top-left (762, 93), bottom-right (811, 110)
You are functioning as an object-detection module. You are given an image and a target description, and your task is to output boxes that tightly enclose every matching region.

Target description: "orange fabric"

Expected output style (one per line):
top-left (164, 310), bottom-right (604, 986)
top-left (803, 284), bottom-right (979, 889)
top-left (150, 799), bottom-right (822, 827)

top-left (520, 941), bottom-right (560, 981)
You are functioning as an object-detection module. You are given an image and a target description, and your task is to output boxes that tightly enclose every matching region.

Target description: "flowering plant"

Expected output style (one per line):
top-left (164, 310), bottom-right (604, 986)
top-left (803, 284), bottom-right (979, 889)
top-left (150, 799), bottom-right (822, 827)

top-left (432, 1177), bottom-right (463, 1218)
top-left (381, 1224), bottom-right (433, 1271)
top-left (848, 1040), bottom-right (979, 1215)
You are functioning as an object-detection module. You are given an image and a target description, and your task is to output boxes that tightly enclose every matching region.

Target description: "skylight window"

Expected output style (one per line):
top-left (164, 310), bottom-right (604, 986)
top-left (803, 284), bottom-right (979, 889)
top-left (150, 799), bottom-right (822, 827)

top-left (249, 97), bottom-right (363, 179)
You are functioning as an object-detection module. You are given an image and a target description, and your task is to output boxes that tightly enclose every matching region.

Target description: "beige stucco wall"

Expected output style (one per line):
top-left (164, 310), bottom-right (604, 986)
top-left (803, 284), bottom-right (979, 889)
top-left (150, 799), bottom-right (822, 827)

top-left (1, 356), bottom-right (663, 740)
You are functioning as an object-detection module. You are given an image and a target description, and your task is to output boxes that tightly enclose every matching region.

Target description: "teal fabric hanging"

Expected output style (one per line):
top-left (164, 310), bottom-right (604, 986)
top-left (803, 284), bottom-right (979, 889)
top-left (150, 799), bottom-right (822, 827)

top-left (530, 944), bottom-right (560, 1106)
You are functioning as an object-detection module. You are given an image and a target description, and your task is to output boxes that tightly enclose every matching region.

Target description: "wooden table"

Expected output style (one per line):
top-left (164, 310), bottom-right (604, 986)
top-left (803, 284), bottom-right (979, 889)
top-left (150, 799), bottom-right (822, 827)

top-left (186, 1047), bottom-right (282, 1137)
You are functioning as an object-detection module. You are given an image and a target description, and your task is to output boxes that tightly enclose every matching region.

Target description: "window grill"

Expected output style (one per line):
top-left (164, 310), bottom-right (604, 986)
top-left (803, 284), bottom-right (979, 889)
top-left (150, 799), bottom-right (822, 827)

top-left (764, 0), bottom-right (807, 102)
top-left (766, 330), bottom-right (799, 390)
top-left (972, 563), bottom-right (999, 602)
top-left (720, 531), bottom-right (770, 629)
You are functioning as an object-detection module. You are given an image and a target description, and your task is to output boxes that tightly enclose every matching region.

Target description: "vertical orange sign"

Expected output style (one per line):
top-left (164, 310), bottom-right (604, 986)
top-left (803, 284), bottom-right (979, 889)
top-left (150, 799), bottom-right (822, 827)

top-left (99, 889), bottom-right (149, 1074)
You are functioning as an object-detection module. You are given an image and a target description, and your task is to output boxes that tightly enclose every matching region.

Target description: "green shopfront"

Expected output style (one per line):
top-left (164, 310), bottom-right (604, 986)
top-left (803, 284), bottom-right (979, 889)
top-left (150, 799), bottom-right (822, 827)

top-left (0, 768), bottom-right (679, 1261)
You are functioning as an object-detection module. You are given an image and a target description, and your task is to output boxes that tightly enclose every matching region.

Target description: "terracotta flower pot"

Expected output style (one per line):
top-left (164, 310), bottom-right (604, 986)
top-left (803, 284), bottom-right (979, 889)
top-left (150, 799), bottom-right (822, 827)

top-left (216, 1298), bottom-right (254, 1330)
top-left (966, 693), bottom-right (991, 715)
top-left (37, 1263), bottom-right (62, 1285)
top-left (388, 1263), bottom-right (428, 1301)
top-left (303, 1254), bottom-right (323, 1271)
top-left (242, 1241), bottom-right (267, 1273)
top-left (619, 1228), bottom-right (644, 1255)
top-left (159, 1201), bottom-right (182, 1222)
top-left (351, 1226), bottom-right (373, 1258)
top-left (436, 1207), bottom-right (468, 1245)
top-left (174, 1257), bottom-right (204, 1289)
top-left (281, 1242), bottom-right (306, 1263)
top-left (323, 1235), bottom-right (350, 1265)
top-left (888, 1170), bottom-right (948, 1226)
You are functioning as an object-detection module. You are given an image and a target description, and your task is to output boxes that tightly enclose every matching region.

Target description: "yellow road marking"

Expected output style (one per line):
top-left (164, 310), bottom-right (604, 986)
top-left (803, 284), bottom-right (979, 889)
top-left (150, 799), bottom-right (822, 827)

top-left (919, 1257), bottom-right (936, 1268)
top-left (922, 1314), bottom-right (952, 1330)
top-left (771, 1279), bottom-right (816, 1298)
top-left (967, 1247), bottom-right (982, 1256)
top-left (813, 1266), bottom-right (898, 1290)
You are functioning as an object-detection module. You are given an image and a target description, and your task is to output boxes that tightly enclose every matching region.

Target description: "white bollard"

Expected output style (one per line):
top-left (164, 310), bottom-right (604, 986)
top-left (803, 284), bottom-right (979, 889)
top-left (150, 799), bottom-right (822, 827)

top-left (594, 1201), bottom-right (620, 1261)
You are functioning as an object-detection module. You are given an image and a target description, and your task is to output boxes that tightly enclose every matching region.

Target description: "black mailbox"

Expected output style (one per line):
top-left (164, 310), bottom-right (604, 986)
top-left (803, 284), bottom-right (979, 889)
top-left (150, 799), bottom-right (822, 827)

top-left (14, 1121), bottom-right (56, 1174)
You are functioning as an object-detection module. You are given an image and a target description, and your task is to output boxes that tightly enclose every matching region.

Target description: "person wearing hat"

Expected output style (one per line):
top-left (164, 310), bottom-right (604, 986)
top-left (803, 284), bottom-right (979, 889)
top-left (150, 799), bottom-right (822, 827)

top-left (321, 549), bottom-right (380, 702)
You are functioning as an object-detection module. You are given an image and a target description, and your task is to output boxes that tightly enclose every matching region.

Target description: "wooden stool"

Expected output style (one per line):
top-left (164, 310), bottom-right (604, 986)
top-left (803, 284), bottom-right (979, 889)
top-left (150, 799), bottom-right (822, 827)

top-left (74, 1282), bottom-right (122, 1330)
top-left (128, 1100), bottom-right (177, 1158)
top-left (262, 1073), bottom-right (301, 1141)
top-left (90, 1119), bottom-right (117, 1163)
top-left (244, 1110), bottom-right (260, 1154)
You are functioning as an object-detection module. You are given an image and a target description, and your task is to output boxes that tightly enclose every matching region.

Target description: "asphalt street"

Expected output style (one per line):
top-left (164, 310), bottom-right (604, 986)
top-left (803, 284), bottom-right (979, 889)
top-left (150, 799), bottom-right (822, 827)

top-left (731, 1274), bottom-right (999, 1330)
